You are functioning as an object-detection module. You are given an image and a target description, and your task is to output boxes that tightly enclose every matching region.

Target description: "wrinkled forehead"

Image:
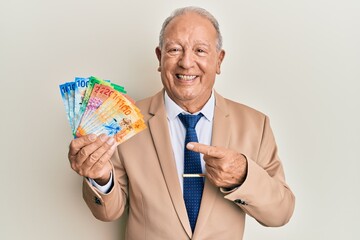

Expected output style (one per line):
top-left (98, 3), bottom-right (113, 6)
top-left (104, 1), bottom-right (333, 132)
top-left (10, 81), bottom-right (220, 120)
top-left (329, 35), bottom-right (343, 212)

top-left (162, 13), bottom-right (218, 46)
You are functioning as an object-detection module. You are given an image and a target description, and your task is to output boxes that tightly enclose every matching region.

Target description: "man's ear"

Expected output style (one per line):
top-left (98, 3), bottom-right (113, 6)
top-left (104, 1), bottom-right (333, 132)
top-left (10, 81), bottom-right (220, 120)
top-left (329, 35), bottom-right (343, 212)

top-left (155, 47), bottom-right (162, 72)
top-left (216, 50), bottom-right (225, 74)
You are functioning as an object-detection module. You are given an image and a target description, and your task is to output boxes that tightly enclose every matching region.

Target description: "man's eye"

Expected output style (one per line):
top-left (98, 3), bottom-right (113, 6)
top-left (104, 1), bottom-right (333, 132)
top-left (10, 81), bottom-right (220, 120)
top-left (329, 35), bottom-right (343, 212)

top-left (169, 48), bottom-right (181, 52)
top-left (196, 49), bottom-right (206, 54)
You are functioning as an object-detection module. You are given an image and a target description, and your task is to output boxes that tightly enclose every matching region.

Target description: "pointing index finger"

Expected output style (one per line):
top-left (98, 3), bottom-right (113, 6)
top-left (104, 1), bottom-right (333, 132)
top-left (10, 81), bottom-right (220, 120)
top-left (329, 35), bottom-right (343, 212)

top-left (187, 142), bottom-right (225, 158)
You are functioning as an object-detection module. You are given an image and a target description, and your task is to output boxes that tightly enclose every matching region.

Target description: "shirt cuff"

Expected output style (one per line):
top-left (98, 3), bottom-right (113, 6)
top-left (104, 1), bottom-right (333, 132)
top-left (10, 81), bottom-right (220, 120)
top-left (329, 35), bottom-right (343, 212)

top-left (88, 171), bottom-right (113, 194)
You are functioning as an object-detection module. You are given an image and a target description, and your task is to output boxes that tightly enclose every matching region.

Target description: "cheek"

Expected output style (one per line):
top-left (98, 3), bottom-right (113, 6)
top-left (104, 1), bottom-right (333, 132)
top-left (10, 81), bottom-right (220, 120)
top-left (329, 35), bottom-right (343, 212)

top-left (162, 71), bottom-right (174, 85)
top-left (162, 61), bottom-right (178, 80)
top-left (198, 59), bottom-right (216, 73)
top-left (162, 56), bottom-right (178, 68)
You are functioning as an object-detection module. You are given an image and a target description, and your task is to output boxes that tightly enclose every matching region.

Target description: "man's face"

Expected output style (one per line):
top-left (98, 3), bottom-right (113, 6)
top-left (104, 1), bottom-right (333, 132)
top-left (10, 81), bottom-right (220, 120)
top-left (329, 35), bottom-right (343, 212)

top-left (156, 12), bottom-right (225, 112)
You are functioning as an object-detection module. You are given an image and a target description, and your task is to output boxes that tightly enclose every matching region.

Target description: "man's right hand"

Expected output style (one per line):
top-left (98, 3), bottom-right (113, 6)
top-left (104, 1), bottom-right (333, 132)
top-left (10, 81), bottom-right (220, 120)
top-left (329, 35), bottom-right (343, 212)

top-left (68, 134), bottom-right (117, 185)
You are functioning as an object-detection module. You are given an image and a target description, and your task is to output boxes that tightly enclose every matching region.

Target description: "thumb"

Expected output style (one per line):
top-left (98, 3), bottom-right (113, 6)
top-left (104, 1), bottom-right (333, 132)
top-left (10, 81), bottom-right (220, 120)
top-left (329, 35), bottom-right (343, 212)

top-left (69, 134), bottom-right (97, 156)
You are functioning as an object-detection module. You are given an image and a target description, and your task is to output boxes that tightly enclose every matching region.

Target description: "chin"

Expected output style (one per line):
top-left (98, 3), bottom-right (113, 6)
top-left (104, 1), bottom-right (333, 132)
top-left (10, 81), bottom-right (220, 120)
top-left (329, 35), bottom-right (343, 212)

top-left (176, 90), bottom-right (198, 101)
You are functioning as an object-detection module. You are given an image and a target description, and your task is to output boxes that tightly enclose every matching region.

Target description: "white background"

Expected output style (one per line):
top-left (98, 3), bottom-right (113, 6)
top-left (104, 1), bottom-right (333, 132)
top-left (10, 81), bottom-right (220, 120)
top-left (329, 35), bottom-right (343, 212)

top-left (1, 0), bottom-right (359, 239)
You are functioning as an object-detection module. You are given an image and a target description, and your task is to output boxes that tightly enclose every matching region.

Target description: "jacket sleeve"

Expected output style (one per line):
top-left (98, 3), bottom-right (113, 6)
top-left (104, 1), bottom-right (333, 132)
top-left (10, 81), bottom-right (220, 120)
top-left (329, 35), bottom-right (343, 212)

top-left (82, 146), bottom-right (129, 221)
top-left (223, 115), bottom-right (295, 227)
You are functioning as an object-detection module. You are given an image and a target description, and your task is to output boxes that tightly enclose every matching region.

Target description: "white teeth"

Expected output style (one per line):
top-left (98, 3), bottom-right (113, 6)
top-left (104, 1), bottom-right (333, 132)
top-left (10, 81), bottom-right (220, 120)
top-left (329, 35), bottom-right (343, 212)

top-left (177, 74), bottom-right (197, 80)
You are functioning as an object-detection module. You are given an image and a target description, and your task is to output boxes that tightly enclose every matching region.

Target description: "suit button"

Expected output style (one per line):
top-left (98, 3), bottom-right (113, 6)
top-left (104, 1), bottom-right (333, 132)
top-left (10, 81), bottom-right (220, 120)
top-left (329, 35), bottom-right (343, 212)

top-left (234, 199), bottom-right (246, 205)
top-left (94, 196), bottom-right (102, 205)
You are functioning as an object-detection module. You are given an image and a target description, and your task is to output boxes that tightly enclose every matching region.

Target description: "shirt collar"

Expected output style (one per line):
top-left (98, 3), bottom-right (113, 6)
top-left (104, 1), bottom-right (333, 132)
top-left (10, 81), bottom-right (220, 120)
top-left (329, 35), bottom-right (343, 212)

top-left (164, 90), bottom-right (215, 122)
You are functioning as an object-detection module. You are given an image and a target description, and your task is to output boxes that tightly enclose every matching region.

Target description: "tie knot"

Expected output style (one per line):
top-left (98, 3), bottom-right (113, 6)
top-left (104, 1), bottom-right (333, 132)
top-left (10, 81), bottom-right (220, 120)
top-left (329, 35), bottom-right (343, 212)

top-left (178, 113), bottom-right (203, 129)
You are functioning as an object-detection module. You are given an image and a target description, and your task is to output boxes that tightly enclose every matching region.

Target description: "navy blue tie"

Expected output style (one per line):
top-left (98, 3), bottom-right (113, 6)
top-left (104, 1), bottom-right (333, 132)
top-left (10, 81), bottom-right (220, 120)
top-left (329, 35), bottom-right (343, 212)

top-left (178, 113), bottom-right (204, 232)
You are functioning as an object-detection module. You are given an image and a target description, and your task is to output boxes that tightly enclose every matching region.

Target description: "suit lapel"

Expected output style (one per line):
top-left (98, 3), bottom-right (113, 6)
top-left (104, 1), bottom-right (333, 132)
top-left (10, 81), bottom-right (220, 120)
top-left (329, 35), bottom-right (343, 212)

top-left (147, 90), bottom-right (192, 238)
top-left (193, 91), bottom-right (231, 237)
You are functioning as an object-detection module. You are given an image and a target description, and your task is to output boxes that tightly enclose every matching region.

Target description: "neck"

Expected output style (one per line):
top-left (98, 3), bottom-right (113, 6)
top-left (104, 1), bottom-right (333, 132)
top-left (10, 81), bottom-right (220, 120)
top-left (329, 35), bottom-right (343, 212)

top-left (176, 94), bottom-right (211, 114)
top-left (180, 104), bottom-right (203, 114)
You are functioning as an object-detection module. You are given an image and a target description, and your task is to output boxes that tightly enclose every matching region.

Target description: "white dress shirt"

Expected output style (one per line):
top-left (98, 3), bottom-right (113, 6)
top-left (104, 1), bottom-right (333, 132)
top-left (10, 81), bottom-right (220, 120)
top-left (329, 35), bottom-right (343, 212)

top-left (91, 90), bottom-right (215, 193)
top-left (164, 91), bottom-right (214, 191)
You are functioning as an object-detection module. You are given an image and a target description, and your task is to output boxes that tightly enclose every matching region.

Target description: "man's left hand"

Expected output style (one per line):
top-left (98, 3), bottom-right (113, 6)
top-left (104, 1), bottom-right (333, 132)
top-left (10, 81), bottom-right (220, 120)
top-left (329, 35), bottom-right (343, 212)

top-left (187, 142), bottom-right (248, 189)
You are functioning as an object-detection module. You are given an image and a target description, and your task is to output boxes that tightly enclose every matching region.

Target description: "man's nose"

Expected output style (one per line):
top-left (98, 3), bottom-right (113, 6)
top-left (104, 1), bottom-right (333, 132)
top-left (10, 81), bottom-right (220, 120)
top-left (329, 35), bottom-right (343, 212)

top-left (178, 50), bottom-right (195, 69)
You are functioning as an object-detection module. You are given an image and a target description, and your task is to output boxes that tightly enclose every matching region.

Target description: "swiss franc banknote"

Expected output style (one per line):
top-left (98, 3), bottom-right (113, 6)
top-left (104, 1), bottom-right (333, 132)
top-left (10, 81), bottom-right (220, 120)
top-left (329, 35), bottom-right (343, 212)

top-left (59, 82), bottom-right (76, 132)
top-left (74, 77), bottom-right (89, 130)
top-left (59, 76), bottom-right (146, 144)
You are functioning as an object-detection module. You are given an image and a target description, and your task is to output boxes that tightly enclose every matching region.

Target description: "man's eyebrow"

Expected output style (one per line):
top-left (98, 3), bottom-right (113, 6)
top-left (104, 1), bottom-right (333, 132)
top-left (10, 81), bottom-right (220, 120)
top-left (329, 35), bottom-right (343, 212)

top-left (162, 42), bottom-right (181, 49)
top-left (163, 41), bottom-right (212, 49)
top-left (193, 41), bottom-right (211, 47)
top-left (164, 40), bottom-right (181, 46)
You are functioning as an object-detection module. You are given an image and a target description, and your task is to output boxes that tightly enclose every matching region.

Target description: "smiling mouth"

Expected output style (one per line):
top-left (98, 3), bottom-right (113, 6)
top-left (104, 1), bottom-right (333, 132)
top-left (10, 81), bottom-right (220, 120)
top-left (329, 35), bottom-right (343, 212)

top-left (176, 74), bottom-right (198, 81)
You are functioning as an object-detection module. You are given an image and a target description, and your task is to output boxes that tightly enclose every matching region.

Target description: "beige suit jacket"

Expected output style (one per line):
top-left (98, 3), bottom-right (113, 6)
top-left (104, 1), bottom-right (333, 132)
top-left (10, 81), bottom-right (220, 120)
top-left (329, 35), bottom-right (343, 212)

top-left (83, 90), bottom-right (295, 240)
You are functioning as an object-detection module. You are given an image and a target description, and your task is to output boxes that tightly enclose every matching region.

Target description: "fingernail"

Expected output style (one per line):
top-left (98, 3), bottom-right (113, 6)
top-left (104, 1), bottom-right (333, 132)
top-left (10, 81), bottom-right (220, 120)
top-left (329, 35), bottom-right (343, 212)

top-left (88, 134), bottom-right (97, 142)
top-left (107, 138), bottom-right (114, 145)
top-left (100, 134), bottom-right (108, 142)
top-left (187, 143), bottom-right (194, 150)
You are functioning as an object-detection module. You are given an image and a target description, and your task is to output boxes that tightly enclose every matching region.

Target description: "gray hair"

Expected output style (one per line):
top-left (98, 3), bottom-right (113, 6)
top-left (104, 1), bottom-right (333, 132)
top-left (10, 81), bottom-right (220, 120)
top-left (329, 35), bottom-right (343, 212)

top-left (158, 6), bottom-right (223, 51)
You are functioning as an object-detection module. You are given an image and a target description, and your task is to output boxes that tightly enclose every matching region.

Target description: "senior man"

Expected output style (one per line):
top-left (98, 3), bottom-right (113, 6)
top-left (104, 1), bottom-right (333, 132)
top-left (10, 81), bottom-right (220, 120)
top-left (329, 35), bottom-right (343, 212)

top-left (68, 6), bottom-right (295, 240)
